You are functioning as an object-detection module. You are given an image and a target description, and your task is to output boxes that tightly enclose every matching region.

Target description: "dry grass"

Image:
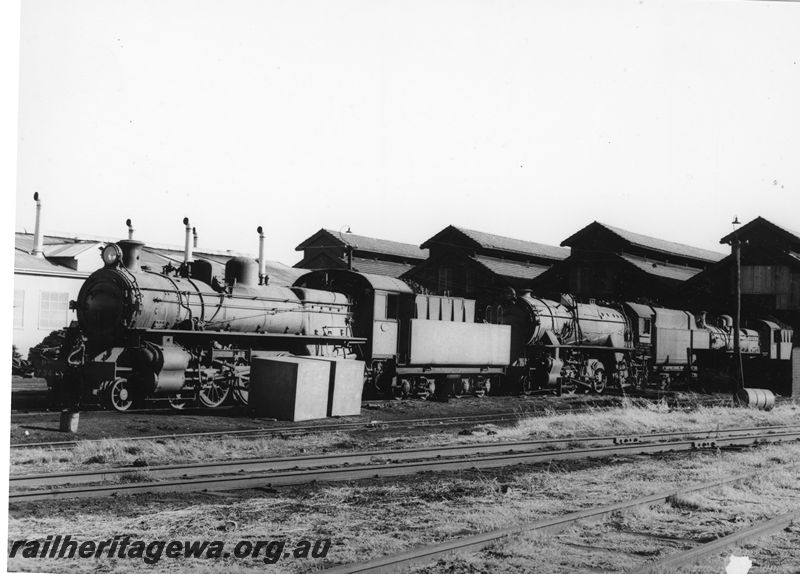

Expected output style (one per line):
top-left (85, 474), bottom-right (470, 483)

top-left (10, 431), bottom-right (360, 475)
top-left (9, 437), bottom-right (800, 573)
top-left (11, 402), bottom-right (800, 476)
top-left (493, 399), bottom-right (800, 441)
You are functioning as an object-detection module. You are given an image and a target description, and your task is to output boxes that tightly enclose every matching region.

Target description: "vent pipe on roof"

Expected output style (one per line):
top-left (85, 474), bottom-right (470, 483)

top-left (32, 192), bottom-right (44, 258)
top-left (126, 218), bottom-right (134, 240)
top-left (257, 226), bottom-right (267, 285)
top-left (193, 227), bottom-right (198, 249)
top-left (183, 217), bottom-right (193, 263)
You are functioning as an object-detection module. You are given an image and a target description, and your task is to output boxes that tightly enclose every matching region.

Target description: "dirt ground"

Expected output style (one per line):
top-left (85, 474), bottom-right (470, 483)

top-left (10, 375), bottom-right (733, 445)
top-left (8, 413), bottom-right (800, 573)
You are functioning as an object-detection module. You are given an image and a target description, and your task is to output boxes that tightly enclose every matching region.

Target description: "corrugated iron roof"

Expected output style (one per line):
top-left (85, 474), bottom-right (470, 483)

top-left (349, 257), bottom-right (417, 278)
top-left (563, 222), bottom-right (725, 263)
top-left (44, 242), bottom-right (102, 258)
top-left (14, 250), bottom-right (88, 276)
top-left (620, 254), bottom-right (703, 281)
top-left (15, 232), bottom-right (95, 255)
top-left (472, 255), bottom-right (550, 280)
top-left (14, 232), bottom-right (302, 286)
top-left (422, 226), bottom-right (570, 261)
top-left (295, 229), bottom-right (428, 260)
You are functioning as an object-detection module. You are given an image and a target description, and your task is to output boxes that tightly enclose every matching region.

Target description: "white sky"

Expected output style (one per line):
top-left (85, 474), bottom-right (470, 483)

top-left (11, 0), bottom-right (800, 265)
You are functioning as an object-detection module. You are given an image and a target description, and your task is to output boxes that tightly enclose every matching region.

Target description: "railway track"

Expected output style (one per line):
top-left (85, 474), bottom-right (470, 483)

top-left (11, 411), bottom-right (525, 450)
top-left (11, 395), bottom-right (738, 451)
top-left (10, 425), bottom-right (800, 503)
top-left (322, 467), bottom-right (799, 573)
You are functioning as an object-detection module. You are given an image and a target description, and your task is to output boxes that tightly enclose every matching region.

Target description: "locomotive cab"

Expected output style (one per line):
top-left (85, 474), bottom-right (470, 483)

top-left (294, 269), bottom-right (510, 397)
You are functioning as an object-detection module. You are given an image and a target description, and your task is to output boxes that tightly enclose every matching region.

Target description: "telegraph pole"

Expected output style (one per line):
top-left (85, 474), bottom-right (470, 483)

top-left (732, 228), bottom-right (742, 392)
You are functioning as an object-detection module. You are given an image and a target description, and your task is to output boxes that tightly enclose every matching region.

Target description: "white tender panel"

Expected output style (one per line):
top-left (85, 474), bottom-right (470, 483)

top-left (408, 319), bottom-right (510, 366)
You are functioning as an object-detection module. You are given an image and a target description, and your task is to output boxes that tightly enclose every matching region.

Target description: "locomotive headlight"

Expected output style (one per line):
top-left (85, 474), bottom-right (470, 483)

top-left (101, 243), bottom-right (123, 267)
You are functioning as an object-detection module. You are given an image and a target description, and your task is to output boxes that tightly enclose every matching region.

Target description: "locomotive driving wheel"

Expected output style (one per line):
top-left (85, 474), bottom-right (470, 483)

top-left (197, 371), bottom-right (230, 408)
top-left (105, 377), bottom-right (134, 412)
top-left (591, 369), bottom-right (607, 394)
top-left (229, 364), bottom-right (250, 406)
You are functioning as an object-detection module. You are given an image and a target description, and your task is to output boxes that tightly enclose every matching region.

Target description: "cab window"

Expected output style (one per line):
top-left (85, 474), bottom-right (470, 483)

top-left (386, 294), bottom-right (399, 320)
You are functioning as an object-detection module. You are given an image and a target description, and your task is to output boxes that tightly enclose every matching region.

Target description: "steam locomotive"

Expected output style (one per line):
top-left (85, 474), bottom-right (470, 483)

top-left (61, 237), bottom-right (793, 411)
top-left (488, 290), bottom-right (794, 394)
top-left (71, 239), bottom-right (357, 410)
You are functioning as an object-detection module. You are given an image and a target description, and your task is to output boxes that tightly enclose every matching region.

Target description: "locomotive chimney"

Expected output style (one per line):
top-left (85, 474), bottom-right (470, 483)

top-left (118, 239), bottom-right (144, 272)
top-left (257, 226), bottom-right (266, 285)
top-left (32, 192), bottom-right (44, 258)
top-left (126, 218), bottom-right (135, 240)
top-left (183, 217), bottom-right (193, 263)
top-left (193, 227), bottom-right (198, 249)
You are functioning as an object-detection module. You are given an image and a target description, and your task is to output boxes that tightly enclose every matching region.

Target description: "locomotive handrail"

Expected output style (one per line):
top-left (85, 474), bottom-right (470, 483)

top-left (540, 343), bottom-right (631, 352)
top-left (139, 328), bottom-right (367, 343)
top-left (184, 276), bottom-right (206, 326)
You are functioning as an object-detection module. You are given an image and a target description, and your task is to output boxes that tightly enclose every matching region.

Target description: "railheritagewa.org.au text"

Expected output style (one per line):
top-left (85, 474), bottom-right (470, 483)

top-left (9, 535), bottom-right (332, 565)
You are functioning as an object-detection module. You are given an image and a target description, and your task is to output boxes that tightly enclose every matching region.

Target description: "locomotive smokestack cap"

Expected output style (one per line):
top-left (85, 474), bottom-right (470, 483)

top-left (32, 192), bottom-right (44, 258)
top-left (117, 239), bottom-right (145, 272)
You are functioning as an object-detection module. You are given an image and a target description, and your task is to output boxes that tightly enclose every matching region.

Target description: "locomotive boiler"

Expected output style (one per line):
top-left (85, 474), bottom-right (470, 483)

top-left (489, 291), bottom-right (633, 393)
top-left (72, 239), bottom-right (358, 411)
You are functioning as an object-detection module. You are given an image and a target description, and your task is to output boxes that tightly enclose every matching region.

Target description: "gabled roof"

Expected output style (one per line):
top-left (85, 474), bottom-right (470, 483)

top-left (562, 221), bottom-right (725, 263)
top-left (421, 225), bottom-right (569, 261)
top-left (720, 216), bottom-right (800, 248)
top-left (295, 229), bottom-right (428, 260)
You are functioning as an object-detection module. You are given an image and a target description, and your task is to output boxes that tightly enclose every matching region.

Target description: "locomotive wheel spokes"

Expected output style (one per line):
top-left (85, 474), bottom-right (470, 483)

top-left (519, 375), bottom-right (533, 395)
top-left (592, 369), bottom-right (607, 394)
top-left (230, 365), bottom-right (250, 406)
top-left (197, 371), bottom-right (230, 408)
top-left (107, 377), bottom-right (134, 412)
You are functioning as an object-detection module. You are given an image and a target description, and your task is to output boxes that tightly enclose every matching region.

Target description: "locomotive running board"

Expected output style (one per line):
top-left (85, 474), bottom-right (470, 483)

top-left (541, 344), bottom-right (630, 352)
top-left (139, 329), bottom-right (366, 345)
